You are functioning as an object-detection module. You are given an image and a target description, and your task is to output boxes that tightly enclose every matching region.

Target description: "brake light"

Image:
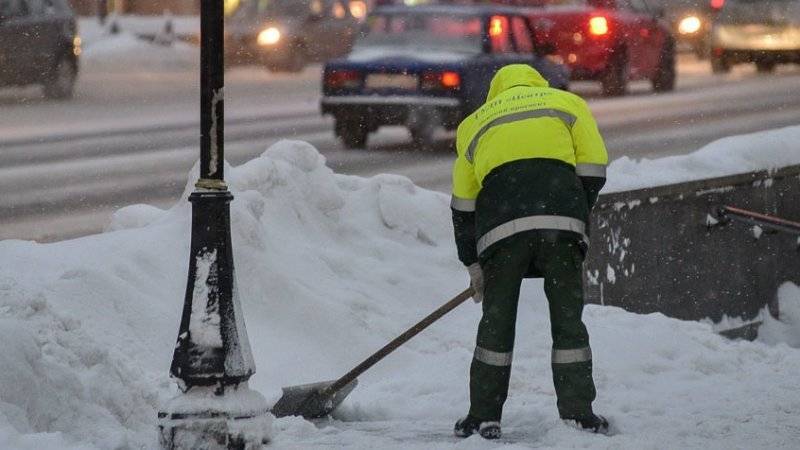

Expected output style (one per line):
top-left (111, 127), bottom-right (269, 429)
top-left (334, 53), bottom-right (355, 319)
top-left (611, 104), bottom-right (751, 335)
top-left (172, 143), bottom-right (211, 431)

top-left (422, 71), bottom-right (461, 91)
top-left (710, 0), bottom-right (724, 9)
top-left (588, 16), bottom-right (609, 36)
top-left (325, 70), bottom-right (361, 89)
top-left (489, 16), bottom-right (504, 37)
top-left (441, 71), bottom-right (461, 89)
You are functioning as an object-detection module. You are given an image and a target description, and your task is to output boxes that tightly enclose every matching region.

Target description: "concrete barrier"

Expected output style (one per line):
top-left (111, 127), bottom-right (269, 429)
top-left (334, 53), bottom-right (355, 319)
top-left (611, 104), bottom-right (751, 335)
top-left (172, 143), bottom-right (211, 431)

top-left (584, 164), bottom-right (800, 336)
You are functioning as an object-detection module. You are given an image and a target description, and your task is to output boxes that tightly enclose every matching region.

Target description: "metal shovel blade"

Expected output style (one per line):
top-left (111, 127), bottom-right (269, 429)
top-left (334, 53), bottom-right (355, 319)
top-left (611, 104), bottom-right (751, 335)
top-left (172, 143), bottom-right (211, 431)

top-left (270, 378), bottom-right (358, 419)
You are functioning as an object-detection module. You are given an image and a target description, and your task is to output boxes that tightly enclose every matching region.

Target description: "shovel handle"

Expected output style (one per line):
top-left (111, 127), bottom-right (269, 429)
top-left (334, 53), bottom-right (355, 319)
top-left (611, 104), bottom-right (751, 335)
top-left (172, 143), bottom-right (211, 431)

top-left (323, 287), bottom-right (474, 396)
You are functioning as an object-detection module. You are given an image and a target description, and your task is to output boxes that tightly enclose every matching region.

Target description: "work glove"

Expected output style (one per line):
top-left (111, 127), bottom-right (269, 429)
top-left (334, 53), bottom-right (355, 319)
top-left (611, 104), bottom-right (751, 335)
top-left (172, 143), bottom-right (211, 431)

top-left (467, 263), bottom-right (484, 303)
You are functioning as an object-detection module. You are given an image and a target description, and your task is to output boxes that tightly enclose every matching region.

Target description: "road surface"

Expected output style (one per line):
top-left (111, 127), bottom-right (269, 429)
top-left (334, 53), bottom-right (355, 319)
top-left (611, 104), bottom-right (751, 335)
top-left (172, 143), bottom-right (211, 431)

top-left (2, 56), bottom-right (799, 241)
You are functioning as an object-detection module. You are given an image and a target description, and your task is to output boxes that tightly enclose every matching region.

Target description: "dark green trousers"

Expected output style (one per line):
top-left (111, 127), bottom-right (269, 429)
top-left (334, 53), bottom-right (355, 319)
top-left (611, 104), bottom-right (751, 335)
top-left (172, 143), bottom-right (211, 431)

top-left (468, 230), bottom-right (597, 421)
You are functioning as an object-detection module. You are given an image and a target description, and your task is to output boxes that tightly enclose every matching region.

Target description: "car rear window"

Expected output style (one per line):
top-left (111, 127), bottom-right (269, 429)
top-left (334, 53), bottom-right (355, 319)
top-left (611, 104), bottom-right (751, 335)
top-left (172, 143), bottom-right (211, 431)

top-left (718, 0), bottom-right (800, 24)
top-left (357, 13), bottom-right (485, 54)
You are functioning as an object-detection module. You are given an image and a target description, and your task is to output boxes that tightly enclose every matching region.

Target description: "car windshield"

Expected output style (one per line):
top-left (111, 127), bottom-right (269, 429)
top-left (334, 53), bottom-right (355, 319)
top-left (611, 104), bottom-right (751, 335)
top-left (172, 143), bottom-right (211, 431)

top-left (355, 13), bottom-right (485, 54)
top-left (717, 0), bottom-right (800, 25)
top-left (232, 0), bottom-right (311, 19)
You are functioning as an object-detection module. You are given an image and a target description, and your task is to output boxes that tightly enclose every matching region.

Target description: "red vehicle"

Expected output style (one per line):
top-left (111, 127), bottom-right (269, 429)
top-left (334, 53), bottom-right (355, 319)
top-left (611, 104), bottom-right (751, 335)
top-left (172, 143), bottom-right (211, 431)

top-left (510, 0), bottom-right (676, 95)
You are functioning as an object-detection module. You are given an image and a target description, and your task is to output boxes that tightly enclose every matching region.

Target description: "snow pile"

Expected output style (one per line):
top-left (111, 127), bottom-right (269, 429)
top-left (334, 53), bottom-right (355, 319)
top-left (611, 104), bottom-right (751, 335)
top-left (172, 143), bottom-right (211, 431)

top-left (0, 139), bottom-right (799, 448)
top-left (0, 278), bottom-right (160, 449)
top-left (759, 283), bottom-right (800, 348)
top-left (606, 124), bottom-right (800, 192)
top-left (0, 140), bottom-right (458, 448)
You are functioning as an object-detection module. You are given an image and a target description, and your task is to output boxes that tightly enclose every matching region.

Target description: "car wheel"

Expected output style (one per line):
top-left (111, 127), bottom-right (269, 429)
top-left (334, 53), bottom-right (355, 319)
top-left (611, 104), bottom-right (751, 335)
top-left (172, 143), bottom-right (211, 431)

top-left (601, 47), bottom-right (628, 97)
top-left (711, 54), bottom-right (731, 74)
top-left (755, 59), bottom-right (776, 73)
top-left (408, 108), bottom-right (439, 148)
top-left (693, 36), bottom-right (710, 60)
top-left (410, 125), bottom-right (435, 148)
top-left (652, 41), bottom-right (676, 93)
top-left (337, 119), bottom-right (368, 149)
top-left (43, 56), bottom-right (77, 100)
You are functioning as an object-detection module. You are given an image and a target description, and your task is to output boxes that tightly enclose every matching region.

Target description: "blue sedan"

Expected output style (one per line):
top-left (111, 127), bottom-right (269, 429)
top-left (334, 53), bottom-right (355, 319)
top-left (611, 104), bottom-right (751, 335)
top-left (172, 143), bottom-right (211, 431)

top-left (320, 4), bottom-right (570, 149)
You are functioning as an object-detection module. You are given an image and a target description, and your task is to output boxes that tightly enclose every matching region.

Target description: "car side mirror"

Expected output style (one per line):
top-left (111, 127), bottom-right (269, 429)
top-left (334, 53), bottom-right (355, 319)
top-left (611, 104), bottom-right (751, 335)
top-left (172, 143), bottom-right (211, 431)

top-left (535, 42), bottom-right (557, 56)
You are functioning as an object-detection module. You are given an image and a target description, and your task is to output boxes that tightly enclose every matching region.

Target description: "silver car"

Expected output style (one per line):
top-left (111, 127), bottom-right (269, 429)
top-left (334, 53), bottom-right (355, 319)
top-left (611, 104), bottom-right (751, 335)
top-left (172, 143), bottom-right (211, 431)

top-left (710, 0), bottom-right (800, 73)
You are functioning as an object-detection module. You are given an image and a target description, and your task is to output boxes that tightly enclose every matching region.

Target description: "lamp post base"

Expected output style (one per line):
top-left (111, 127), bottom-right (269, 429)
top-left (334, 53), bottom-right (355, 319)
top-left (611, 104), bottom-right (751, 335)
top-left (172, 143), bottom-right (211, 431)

top-left (158, 383), bottom-right (272, 450)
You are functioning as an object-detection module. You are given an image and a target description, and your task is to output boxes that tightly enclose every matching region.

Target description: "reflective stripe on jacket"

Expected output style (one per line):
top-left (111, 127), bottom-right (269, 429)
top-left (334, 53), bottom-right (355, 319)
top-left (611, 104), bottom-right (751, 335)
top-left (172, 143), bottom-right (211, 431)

top-left (451, 64), bottom-right (608, 265)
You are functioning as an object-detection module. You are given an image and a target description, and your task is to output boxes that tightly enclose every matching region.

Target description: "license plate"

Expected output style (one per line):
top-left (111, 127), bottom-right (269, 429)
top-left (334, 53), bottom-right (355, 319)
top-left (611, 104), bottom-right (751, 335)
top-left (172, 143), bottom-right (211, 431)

top-left (365, 73), bottom-right (418, 90)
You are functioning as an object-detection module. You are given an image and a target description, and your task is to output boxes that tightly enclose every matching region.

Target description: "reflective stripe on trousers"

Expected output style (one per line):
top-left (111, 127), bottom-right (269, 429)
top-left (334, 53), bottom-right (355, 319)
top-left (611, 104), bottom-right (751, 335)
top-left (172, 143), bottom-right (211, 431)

top-left (552, 347), bottom-right (592, 364)
top-left (476, 215), bottom-right (588, 255)
top-left (474, 346), bottom-right (513, 367)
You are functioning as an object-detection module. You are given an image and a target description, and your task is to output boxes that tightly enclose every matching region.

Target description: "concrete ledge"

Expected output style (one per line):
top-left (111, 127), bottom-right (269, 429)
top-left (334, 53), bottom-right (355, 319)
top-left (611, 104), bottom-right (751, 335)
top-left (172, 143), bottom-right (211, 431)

top-left (584, 164), bottom-right (800, 330)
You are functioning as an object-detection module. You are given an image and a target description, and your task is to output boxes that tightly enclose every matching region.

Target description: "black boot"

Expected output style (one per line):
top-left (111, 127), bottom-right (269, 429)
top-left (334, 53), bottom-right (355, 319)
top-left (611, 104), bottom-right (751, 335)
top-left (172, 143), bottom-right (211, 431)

top-left (454, 415), bottom-right (502, 439)
top-left (562, 413), bottom-right (609, 434)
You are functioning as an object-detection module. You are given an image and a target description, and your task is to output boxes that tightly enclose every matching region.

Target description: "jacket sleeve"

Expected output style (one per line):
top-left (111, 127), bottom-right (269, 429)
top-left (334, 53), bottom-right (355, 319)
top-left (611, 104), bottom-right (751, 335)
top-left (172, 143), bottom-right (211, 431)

top-left (571, 98), bottom-right (608, 211)
top-left (451, 146), bottom-right (481, 266)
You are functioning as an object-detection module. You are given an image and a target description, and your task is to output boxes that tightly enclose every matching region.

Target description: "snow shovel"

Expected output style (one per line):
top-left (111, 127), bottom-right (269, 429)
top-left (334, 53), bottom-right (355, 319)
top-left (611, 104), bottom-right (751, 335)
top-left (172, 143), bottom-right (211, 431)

top-left (270, 287), bottom-right (474, 419)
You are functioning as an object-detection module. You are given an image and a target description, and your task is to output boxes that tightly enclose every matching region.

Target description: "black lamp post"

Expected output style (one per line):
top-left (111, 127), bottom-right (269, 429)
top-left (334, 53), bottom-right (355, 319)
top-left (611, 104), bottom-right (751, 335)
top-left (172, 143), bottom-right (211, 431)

top-left (157, 0), bottom-right (270, 447)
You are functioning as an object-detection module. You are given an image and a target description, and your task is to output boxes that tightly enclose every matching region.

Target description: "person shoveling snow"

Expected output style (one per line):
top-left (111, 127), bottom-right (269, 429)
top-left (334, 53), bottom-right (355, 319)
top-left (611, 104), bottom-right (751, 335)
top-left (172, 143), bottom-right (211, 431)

top-left (1, 135), bottom-right (800, 448)
top-left (450, 64), bottom-right (610, 439)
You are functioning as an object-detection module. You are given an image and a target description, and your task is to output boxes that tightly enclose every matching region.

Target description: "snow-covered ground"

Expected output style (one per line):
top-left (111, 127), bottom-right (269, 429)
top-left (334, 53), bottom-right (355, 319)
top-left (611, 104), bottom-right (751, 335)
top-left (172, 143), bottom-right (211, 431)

top-left (606, 124), bottom-right (800, 192)
top-left (1, 126), bottom-right (799, 449)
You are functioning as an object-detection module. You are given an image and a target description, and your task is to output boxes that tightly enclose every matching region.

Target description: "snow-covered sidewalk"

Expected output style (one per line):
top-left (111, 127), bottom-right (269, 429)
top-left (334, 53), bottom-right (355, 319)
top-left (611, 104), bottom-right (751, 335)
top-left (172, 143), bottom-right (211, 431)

top-left (78, 16), bottom-right (200, 73)
top-left (1, 127), bottom-right (799, 449)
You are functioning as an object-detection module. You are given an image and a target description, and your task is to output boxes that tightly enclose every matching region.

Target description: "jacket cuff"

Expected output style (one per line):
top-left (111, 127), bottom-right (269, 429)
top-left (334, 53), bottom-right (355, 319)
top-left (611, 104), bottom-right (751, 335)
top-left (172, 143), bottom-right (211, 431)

top-left (579, 176), bottom-right (606, 211)
top-left (452, 208), bottom-right (478, 266)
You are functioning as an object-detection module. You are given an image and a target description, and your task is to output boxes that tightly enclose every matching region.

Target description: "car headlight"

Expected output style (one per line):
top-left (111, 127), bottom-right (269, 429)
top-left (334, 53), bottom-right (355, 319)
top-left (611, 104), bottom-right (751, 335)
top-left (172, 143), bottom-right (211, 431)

top-left (73, 36), bottom-right (82, 56)
top-left (257, 27), bottom-right (281, 46)
top-left (678, 16), bottom-right (702, 35)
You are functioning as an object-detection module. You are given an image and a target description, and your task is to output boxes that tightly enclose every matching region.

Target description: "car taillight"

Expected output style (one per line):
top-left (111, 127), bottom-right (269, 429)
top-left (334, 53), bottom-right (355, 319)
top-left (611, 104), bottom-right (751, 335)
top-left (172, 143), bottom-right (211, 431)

top-left (588, 16), bottom-right (609, 36)
top-left (489, 16), bottom-right (505, 37)
top-left (325, 70), bottom-right (361, 89)
top-left (710, 0), bottom-right (724, 10)
top-left (421, 71), bottom-right (461, 91)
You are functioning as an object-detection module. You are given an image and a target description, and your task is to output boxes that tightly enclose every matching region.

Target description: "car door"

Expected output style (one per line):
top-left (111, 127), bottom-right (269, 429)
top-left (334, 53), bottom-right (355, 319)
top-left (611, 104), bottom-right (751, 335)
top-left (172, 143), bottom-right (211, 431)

top-left (303, 0), bottom-right (350, 62)
top-left (462, 14), bottom-right (513, 111)
top-left (484, 14), bottom-right (556, 81)
top-left (22, 0), bottom-right (56, 77)
top-left (618, 0), bottom-right (661, 79)
top-left (0, 0), bottom-right (37, 83)
top-left (486, 14), bottom-right (518, 68)
top-left (39, 0), bottom-right (67, 64)
top-left (322, 0), bottom-right (357, 59)
top-left (0, 0), bottom-right (12, 83)
top-left (506, 15), bottom-right (569, 90)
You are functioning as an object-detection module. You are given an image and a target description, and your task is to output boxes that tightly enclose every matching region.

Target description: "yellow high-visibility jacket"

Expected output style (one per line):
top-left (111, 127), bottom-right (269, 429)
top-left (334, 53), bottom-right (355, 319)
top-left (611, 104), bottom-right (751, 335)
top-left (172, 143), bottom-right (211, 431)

top-left (451, 64), bottom-right (608, 266)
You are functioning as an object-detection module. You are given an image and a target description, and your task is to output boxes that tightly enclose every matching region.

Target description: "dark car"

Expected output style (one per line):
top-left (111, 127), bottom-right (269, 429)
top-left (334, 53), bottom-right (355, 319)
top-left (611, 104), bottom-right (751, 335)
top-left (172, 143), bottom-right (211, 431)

top-left (225, 0), bottom-right (360, 72)
top-left (0, 0), bottom-right (79, 99)
top-left (521, 0), bottom-right (676, 96)
top-left (710, 0), bottom-right (800, 73)
top-left (320, 4), bottom-right (570, 148)
top-left (658, 0), bottom-right (723, 58)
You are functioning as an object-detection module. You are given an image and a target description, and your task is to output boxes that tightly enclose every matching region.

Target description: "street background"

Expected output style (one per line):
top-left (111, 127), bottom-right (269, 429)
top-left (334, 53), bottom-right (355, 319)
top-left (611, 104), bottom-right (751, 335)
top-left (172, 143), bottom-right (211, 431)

top-left (2, 17), bottom-right (800, 241)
